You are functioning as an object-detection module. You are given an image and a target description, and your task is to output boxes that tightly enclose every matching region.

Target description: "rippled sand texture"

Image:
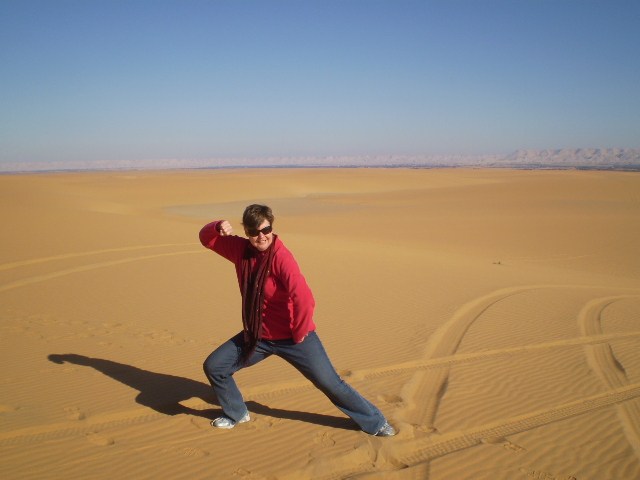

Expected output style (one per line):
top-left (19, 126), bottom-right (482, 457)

top-left (1, 168), bottom-right (639, 479)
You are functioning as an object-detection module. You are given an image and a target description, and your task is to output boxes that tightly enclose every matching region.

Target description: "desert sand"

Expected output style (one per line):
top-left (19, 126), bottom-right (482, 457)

top-left (1, 168), bottom-right (639, 479)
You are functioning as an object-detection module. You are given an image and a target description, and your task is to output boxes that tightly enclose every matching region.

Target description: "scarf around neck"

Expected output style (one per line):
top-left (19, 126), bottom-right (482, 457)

top-left (240, 236), bottom-right (277, 363)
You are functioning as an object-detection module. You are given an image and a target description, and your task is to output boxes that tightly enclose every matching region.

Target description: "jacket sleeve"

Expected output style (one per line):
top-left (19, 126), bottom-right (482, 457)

top-left (275, 248), bottom-right (316, 343)
top-left (199, 221), bottom-right (222, 248)
top-left (199, 221), bottom-right (246, 264)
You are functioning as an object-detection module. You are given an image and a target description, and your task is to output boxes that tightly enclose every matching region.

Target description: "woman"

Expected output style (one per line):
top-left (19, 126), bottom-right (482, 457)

top-left (200, 204), bottom-right (396, 436)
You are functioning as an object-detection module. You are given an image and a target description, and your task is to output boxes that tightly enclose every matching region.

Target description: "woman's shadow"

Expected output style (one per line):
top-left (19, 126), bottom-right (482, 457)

top-left (47, 354), bottom-right (357, 431)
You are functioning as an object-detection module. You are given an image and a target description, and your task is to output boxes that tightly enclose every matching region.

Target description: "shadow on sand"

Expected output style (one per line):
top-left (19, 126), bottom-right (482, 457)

top-left (47, 353), bottom-right (357, 431)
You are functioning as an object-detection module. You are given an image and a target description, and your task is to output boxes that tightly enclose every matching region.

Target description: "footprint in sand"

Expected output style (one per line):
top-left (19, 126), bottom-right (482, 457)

top-left (139, 329), bottom-right (186, 346)
top-left (503, 441), bottom-right (526, 453)
top-left (85, 432), bottom-right (114, 446)
top-left (189, 417), bottom-right (213, 431)
top-left (481, 436), bottom-right (526, 452)
top-left (232, 467), bottom-right (268, 479)
top-left (245, 415), bottom-right (278, 430)
top-left (519, 467), bottom-right (577, 480)
top-left (313, 431), bottom-right (336, 448)
top-left (377, 393), bottom-right (404, 406)
top-left (64, 406), bottom-right (86, 421)
top-left (180, 446), bottom-right (210, 457)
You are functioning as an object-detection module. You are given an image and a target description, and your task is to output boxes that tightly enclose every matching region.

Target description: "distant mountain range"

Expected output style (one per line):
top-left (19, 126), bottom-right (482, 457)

top-left (2, 148), bottom-right (639, 172)
top-left (480, 148), bottom-right (640, 169)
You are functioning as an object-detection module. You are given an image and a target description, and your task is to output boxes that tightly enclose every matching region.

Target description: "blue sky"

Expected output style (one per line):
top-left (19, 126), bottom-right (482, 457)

top-left (1, 0), bottom-right (639, 165)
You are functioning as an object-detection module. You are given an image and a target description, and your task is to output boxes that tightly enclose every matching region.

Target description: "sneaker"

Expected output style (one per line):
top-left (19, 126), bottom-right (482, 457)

top-left (211, 412), bottom-right (250, 429)
top-left (374, 422), bottom-right (397, 437)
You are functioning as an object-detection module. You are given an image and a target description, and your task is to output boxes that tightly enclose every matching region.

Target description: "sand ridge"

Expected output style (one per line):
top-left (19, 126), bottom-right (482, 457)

top-left (1, 168), bottom-right (639, 479)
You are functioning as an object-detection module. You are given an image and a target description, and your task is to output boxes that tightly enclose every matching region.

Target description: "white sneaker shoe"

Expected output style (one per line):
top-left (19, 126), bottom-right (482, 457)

top-left (374, 422), bottom-right (397, 437)
top-left (211, 412), bottom-right (250, 429)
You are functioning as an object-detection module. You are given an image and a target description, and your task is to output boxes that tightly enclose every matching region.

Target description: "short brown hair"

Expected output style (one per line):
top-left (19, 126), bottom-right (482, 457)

top-left (242, 204), bottom-right (274, 230)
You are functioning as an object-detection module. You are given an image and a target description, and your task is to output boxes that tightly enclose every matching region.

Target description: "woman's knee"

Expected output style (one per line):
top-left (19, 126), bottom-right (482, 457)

top-left (203, 333), bottom-right (244, 377)
top-left (203, 349), bottom-right (231, 377)
top-left (202, 356), bottom-right (217, 377)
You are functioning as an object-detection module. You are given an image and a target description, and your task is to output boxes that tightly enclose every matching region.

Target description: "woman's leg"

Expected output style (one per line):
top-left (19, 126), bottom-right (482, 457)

top-left (203, 331), bottom-right (270, 422)
top-left (273, 332), bottom-right (386, 434)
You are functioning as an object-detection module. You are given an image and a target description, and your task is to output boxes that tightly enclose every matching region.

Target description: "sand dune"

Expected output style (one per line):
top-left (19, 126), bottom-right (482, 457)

top-left (1, 168), bottom-right (639, 479)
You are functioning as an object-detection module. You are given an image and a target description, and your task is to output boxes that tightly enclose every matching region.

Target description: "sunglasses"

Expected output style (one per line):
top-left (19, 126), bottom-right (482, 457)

top-left (245, 225), bottom-right (273, 237)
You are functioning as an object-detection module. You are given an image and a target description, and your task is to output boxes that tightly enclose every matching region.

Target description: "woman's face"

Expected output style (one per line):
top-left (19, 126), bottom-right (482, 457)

top-left (246, 219), bottom-right (273, 252)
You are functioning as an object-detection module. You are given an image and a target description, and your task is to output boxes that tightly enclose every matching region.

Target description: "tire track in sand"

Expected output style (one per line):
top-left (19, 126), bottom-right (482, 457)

top-left (358, 330), bottom-right (640, 381)
top-left (579, 295), bottom-right (640, 458)
top-left (396, 286), bottom-right (532, 434)
top-left (284, 287), bottom-right (640, 480)
top-left (284, 383), bottom-right (640, 480)
top-left (0, 243), bottom-right (199, 272)
top-left (0, 407), bottom-right (164, 446)
top-left (4, 331), bottom-right (638, 447)
top-left (4, 252), bottom-right (639, 478)
top-left (396, 285), bottom-right (640, 433)
top-left (386, 383), bottom-right (640, 471)
top-left (381, 285), bottom-right (639, 479)
top-left (0, 250), bottom-right (202, 293)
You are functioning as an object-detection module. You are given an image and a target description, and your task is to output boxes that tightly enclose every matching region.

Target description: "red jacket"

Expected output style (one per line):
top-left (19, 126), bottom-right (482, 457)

top-left (199, 221), bottom-right (316, 343)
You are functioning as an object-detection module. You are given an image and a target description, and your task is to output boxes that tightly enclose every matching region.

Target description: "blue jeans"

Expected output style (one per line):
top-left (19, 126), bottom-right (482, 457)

top-left (203, 331), bottom-right (386, 434)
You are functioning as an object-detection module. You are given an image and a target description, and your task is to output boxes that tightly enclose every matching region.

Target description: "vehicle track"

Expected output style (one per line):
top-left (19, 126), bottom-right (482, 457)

top-left (0, 243), bottom-right (199, 272)
top-left (0, 250), bottom-right (202, 292)
top-left (2, 248), bottom-right (639, 479)
top-left (287, 383), bottom-right (640, 480)
top-left (3, 330), bottom-right (638, 447)
top-left (578, 295), bottom-right (640, 458)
